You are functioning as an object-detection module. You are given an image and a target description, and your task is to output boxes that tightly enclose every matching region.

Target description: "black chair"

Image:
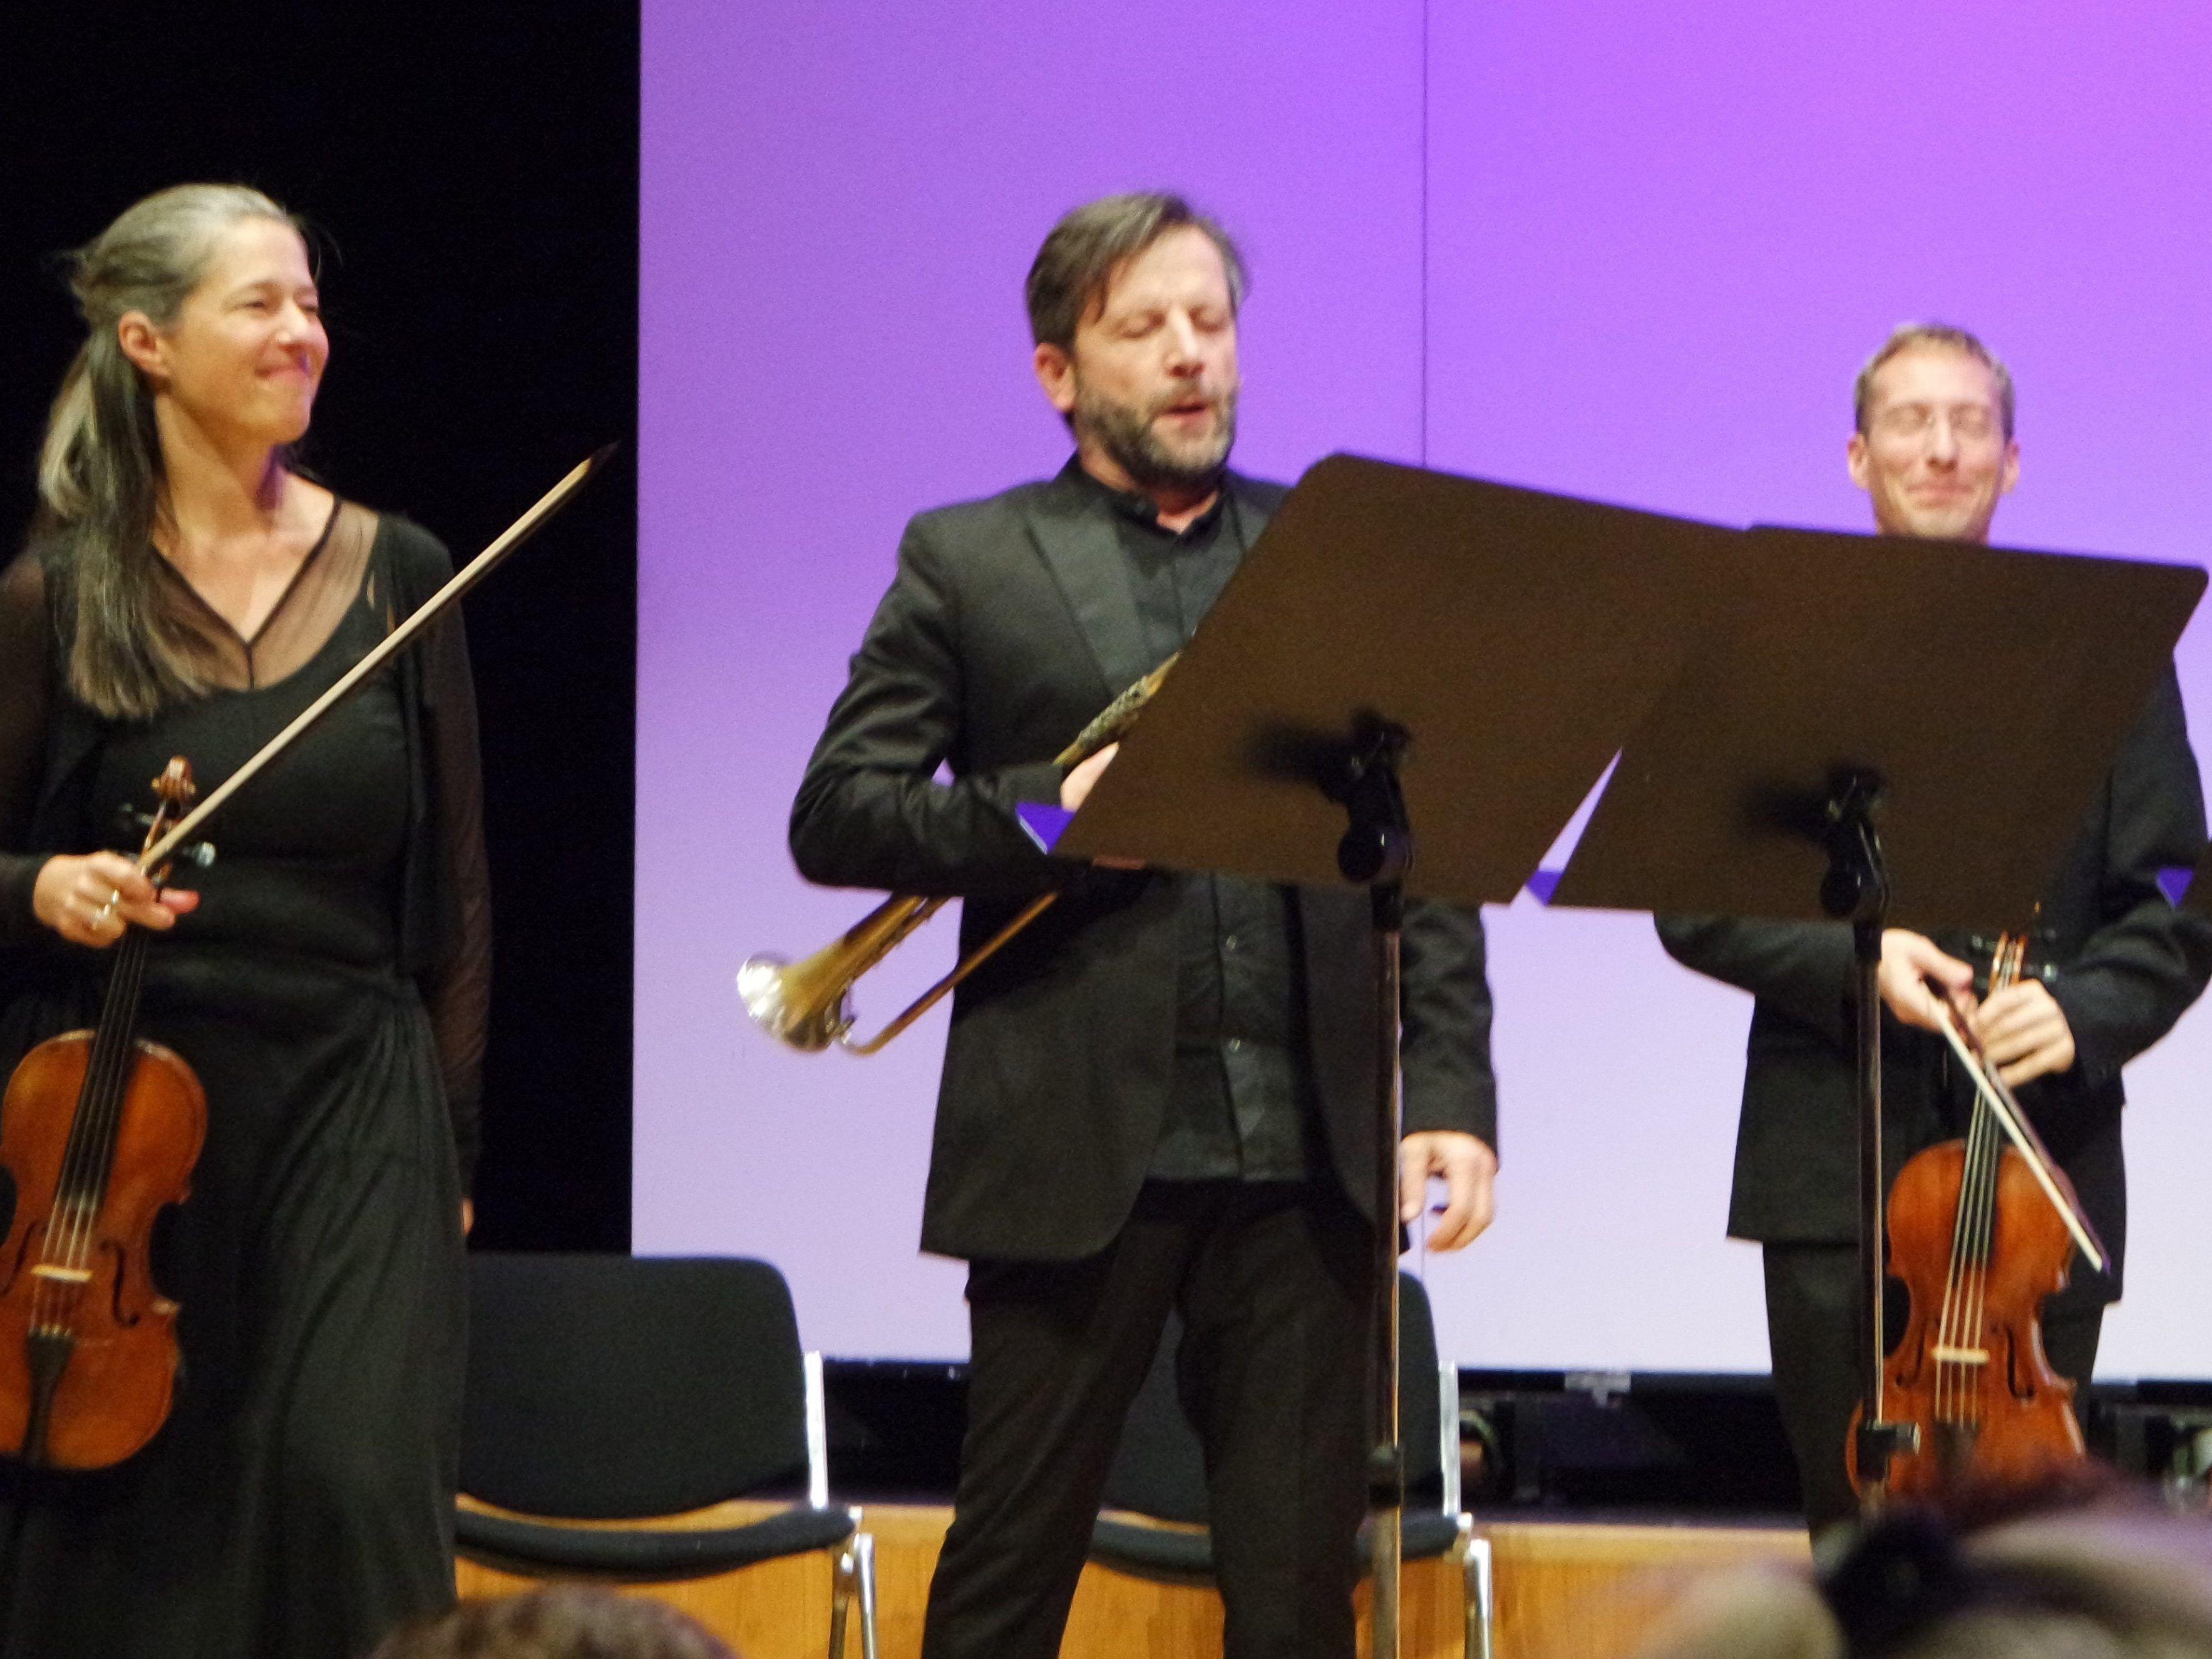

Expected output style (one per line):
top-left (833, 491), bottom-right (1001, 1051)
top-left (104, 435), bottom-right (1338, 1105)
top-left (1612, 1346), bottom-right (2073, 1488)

top-left (1088, 1273), bottom-right (1493, 1657)
top-left (456, 1253), bottom-right (877, 1658)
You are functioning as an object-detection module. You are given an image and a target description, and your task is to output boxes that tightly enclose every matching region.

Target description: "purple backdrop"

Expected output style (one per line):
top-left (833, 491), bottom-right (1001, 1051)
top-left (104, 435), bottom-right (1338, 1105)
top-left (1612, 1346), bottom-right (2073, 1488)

top-left (640, 1), bottom-right (2212, 1375)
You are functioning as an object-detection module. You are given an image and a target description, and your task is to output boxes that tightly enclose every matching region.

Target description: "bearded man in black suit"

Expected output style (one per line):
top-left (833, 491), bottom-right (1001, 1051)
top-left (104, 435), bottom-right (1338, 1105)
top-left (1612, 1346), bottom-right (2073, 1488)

top-left (788, 193), bottom-right (1500, 1658)
top-left (1660, 324), bottom-right (2212, 1532)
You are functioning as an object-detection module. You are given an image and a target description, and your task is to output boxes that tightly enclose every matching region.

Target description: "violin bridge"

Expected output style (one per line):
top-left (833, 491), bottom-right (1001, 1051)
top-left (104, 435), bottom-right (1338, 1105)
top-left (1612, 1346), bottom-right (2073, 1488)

top-left (29, 1265), bottom-right (93, 1285)
top-left (1931, 1343), bottom-right (1989, 1365)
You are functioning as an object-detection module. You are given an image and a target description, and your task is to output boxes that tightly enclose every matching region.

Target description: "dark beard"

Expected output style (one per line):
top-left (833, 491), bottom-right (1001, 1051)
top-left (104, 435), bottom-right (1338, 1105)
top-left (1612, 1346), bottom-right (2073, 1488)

top-left (1073, 383), bottom-right (1238, 495)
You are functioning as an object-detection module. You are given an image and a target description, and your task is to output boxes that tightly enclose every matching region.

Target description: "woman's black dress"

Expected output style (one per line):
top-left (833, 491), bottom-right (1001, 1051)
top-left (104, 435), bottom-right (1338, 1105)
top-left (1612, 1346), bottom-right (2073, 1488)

top-left (0, 502), bottom-right (490, 1659)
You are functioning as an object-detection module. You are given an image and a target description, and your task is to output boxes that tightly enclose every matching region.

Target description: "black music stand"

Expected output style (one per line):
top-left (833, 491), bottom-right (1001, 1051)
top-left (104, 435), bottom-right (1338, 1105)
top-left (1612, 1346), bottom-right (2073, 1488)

top-left (1550, 522), bottom-right (2203, 1499)
top-left (1056, 454), bottom-right (1732, 1651)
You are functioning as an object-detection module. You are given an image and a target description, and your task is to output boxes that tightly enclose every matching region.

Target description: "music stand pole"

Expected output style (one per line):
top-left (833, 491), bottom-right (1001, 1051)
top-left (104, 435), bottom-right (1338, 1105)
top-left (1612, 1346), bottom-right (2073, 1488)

top-left (1336, 720), bottom-right (1416, 1656)
top-left (1819, 773), bottom-right (1916, 1499)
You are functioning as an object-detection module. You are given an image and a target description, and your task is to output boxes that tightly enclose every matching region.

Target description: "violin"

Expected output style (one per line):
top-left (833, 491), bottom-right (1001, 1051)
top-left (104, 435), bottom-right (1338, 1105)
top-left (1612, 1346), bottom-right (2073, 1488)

top-left (1848, 933), bottom-right (2094, 1501)
top-left (0, 760), bottom-right (208, 1468)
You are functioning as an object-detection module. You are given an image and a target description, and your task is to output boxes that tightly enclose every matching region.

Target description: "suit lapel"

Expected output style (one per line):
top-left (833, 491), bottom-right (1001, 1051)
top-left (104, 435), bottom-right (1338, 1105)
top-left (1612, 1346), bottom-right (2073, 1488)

top-left (1024, 466), bottom-right (1282, 698)
top-left (1024, 469), bottom-right (1151, 699)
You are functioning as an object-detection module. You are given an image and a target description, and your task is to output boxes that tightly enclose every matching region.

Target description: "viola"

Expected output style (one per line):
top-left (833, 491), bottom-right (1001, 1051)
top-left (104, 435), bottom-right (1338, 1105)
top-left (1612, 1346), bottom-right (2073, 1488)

top-left (1848, 934), bottom-right (2094, 1500)
top-left (0, 760), bottom-right (208, 1468)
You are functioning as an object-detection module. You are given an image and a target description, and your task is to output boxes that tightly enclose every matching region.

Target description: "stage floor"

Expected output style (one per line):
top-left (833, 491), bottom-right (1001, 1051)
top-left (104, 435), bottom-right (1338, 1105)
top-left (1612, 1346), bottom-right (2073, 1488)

top-left (457, 1501), bottom-right (1811, 1658)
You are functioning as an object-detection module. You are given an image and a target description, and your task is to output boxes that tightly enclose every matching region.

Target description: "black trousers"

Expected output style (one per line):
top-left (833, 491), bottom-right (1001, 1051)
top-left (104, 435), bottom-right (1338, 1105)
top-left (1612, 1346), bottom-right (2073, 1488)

top-left (921, 1179), bottom-right (1374, 1659)
top-left (1762, 1241), bottom-right (2104, 1532)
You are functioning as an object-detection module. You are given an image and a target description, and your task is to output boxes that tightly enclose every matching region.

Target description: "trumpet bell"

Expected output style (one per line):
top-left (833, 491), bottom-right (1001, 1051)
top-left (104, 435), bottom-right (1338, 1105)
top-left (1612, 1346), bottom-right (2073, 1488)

top-left (736, 954), bottom-right (855, 1052)
top-left (735, 659), bottom-right (1171, 1057)
top-left (736, 893), bottom-right (942, 1052)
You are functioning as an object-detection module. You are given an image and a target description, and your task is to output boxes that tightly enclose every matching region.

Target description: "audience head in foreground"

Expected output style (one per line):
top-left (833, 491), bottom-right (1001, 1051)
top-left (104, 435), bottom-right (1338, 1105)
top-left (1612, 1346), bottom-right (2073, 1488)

top-left (369, 1587), bottom-right (736, 1659)
top-left (1633, 1481), bottom-right (2212, 1659)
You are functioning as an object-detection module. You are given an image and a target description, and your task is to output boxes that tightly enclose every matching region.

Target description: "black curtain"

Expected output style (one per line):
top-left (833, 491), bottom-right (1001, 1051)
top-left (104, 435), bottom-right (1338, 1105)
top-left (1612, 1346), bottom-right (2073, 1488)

top-left (0, 1), bottom-right (640, 1250)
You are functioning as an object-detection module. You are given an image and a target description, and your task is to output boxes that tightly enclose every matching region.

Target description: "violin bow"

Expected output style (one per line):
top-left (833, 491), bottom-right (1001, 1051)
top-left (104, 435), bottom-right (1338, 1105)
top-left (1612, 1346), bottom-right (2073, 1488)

top-left (140, 445), bottom-right (615, 873)
top-left (1932, 1002), bottom-right (2108, 1273)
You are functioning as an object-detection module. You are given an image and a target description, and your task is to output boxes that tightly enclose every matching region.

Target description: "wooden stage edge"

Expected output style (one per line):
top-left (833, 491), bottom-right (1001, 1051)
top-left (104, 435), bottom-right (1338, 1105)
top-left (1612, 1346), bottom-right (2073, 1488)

top-left (456, 1500), bottom-right (1811, 1659)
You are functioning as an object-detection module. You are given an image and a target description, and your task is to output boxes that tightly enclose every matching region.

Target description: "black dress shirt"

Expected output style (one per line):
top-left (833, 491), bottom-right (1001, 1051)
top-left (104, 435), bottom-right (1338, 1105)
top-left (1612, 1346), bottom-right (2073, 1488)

top-left (1071, 466), bottom-right (1322, 1182)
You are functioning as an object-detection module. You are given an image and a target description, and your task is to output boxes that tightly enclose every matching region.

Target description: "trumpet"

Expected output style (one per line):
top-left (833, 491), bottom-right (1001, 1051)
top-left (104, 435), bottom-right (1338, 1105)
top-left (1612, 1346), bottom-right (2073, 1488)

top-left (739, 656), bottom-right (1175, 1053)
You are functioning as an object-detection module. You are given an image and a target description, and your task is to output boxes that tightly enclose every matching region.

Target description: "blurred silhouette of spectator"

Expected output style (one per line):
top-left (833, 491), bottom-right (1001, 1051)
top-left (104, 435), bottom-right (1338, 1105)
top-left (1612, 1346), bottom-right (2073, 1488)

top-left (367, 1586), bottom-right (736, 1659)
top-left (1632, 1471), bottom-right (2212, 1659)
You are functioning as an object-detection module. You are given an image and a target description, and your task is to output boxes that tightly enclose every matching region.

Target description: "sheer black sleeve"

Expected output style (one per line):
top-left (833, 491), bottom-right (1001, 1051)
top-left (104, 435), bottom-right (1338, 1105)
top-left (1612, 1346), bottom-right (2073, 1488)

top-left (424, 595), bottom-right (492, 1189)
top-left (0, 551), bottom-right (54, 948)
top-left (385, 522), bottom-right (493, 1191)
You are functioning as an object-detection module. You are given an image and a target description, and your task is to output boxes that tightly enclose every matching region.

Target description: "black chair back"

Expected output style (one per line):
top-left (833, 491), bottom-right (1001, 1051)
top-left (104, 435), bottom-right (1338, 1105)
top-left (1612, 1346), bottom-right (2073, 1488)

top-left (462, 1254), bottom-right (810, 1519)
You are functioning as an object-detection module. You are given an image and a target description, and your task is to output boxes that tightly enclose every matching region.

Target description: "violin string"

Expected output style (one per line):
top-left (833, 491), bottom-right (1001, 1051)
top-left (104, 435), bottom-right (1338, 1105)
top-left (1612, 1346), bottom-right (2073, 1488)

top-left (46, 935), bottom-right (130, 1297)
top-left (1938, 1138), bottom-right (1962, 1422)
top-left (1938, 1129), bottom-right (1964, 1422)
top-left (32, 944), bottom-right (118, 1336)
top-left (1959, 1100), bottom-right (1981, 1427)
top-left (1963, 935), bottom-right (2022, 1429)
top-left (1983, 937), bottom-right (2029, 1425)
top-left (81, 928), bottom-right (152, 1268)
top-left (1950, 1099), bottom-right (1995, 1426)
top-left (57, 929), bottom-right (142, 1285)
top-left (33, 783), bottom-right (183, 1347)
top-left (44, 998), bottom-right (105, 1276)
top-left (64, 800), bottom-right (178, 1280)
top-left (1957, 938), bottom-right (1998, 1422)
top-left (95, 927), bottom-right (155, 1241)
top-left (53, 907), bottom-right (151, 1297)
top-left (1938, 1019), bottom-right (1993, 1425)
top-left (59, 940), bottom-right (132, 1275)
top-left (1971, 942), bottom-right (2012, 1427)
top-left (1998, 937), bottom-right (2029, 1409)
top-left (1936, 932), bottom-right (2017, 1430)
top-left (1967, 1096), bottom-right (1997, 1425)
top-left (1959, 968), bottom-right (1999, 1429)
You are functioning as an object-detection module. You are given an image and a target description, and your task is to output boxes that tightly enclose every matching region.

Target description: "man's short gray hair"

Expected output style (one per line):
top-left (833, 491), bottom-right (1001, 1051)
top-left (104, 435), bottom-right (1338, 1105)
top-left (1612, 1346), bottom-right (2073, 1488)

top-left (1025, 192), bottom-right (1247, 352)
top-left (1853, 322), bottom-right (2016, 438)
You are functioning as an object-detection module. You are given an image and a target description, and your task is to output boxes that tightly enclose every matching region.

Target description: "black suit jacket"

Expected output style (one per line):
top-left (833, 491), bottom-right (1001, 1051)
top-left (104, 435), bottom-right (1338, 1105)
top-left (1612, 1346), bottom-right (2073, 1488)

top-left (790, 465), bottom-right (1497, 1263)
top-left (1658, 669), bottom-right (2212, 1306)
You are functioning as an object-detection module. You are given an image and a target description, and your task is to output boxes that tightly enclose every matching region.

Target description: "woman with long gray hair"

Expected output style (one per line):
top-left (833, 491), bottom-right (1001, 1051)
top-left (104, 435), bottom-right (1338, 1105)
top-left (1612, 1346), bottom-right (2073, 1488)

top-left (0, 183), bottom-right (488, 1658)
